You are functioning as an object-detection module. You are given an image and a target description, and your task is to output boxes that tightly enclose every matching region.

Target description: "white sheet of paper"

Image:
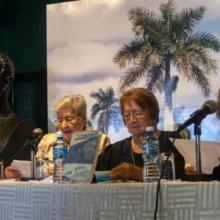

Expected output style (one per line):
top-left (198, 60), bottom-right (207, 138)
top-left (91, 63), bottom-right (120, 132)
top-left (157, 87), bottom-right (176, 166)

top-left (11, 160), bottom-right (31, 178)
top-left (171, 138), bottom-right (220, 174)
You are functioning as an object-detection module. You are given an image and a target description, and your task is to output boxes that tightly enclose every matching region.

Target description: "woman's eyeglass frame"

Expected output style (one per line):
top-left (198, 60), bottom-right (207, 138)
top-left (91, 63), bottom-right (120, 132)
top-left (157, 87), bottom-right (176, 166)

top-left (55, 116), bottom-right (77, 125)
top-left (123, 109), bottom-right (147, 121)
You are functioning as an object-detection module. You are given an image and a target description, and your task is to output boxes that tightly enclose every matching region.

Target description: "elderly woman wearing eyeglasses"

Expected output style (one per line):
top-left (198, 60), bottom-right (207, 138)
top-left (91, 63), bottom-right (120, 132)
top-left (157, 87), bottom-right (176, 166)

top-left (5, 95), bottom-right (109, 178)
top-left (35, 94), bottom-right (109, 176)
top-left (96, 87), bottom-right (185, 182)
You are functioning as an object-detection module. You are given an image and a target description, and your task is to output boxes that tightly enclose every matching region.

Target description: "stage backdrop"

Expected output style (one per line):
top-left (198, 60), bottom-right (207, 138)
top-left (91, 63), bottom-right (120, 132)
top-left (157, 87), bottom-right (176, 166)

top-left (47, 0), bottom-right (220, 143)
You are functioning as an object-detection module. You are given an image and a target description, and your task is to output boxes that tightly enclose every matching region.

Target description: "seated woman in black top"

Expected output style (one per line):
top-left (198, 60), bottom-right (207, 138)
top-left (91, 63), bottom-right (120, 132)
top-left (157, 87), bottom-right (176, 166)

top-left (96, 87), bottom-right (185, 181)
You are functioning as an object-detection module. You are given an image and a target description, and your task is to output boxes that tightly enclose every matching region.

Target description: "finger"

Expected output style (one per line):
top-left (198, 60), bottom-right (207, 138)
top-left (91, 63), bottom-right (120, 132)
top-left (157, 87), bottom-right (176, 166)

top-left (5, 167), bottom-right (17, 172)
top-left (110, 170), bottom-right (121, 179)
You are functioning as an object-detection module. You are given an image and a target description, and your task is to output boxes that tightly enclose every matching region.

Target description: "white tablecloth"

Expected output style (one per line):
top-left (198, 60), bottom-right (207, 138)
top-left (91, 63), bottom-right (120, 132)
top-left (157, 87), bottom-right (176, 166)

top-left (0, 180), bottom-right (220, 220)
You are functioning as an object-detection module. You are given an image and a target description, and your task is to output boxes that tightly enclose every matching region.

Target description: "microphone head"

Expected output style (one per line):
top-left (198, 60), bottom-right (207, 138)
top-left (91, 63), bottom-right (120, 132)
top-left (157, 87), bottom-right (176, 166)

top-left (202, 100), bottom-right (217, 114)
top-left (32, 128), bottom-right (44, 140)
top-left (177, 99), bottom-right (217, 133)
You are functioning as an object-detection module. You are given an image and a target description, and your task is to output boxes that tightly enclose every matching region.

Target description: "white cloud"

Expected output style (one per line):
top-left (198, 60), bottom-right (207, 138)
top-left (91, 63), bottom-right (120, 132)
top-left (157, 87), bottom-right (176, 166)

top-left (47, 0), bottom-right (220, 140)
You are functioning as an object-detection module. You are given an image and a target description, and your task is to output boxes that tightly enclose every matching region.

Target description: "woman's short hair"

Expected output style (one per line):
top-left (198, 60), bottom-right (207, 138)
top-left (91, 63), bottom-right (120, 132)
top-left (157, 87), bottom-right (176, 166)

top-left (54, 95), bottom-right (87, 122)
top-left (120, 87), bottom-right (159, 122)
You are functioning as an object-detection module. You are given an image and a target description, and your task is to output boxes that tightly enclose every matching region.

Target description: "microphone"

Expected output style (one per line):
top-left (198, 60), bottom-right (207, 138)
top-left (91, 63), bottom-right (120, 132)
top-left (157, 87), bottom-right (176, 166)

top-left (31, 128), bottom-right (44, 148)
top-left (177, 100), bottom-right (217, 132)
top-left (30, 128), bottom-right (43, 180)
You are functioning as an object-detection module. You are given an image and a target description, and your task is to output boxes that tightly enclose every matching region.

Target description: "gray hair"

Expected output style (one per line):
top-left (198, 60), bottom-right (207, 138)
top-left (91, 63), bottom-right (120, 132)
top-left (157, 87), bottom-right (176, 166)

top-left (54, 95), bottom-right (87, 122)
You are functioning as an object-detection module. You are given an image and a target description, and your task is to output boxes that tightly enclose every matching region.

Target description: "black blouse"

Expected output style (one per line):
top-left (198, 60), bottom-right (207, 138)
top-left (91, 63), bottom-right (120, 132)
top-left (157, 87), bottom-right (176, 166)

top-left (96, 131), bottom-right (185, 179)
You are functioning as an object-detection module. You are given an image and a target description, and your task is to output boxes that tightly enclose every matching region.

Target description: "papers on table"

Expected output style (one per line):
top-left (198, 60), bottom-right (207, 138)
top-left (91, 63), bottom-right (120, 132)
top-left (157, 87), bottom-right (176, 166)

top-left (11, 160), bottom-right (31, 178)
top-left (172, 138), bottom-right (220, 174)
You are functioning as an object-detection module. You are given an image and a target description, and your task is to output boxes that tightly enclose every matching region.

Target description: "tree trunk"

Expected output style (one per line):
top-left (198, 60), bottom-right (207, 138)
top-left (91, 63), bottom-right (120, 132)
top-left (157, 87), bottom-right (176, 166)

top-left (164, 56), bottom-right (172, 110)
top-left (105, 108), bottom-right (109, 134)
top-left (163, 56), bottom-right (174, 130)
top-left (164, 90), bottom-right (173, 110)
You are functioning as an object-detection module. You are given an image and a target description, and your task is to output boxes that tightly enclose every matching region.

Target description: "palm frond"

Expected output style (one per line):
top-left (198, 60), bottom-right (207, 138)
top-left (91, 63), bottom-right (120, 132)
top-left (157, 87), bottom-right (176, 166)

top-left (193, 32), bottom-right (220, 52)
top-left (145, 64), bottom-right (164, 92)
top-left (113, 39), bottom-right (144, 68)
top-left (128, 7), bottom-right (160, 38)
top-left (160, 0), bottom-right (176, 25)
top-left (119, 66), bottom-right (146, 92)
top-left (90, 88), bottom-right (104, 101)
top-left (140, 44), bottom-right (162, 63)
top-left (174, 47), bottom-right (218, 76)
top-left (190, 64), bottom-right (210, 96)
top-left (90, 103), bottom-right (102, 119)
top-left (172, 6), bottom-right (205, 38)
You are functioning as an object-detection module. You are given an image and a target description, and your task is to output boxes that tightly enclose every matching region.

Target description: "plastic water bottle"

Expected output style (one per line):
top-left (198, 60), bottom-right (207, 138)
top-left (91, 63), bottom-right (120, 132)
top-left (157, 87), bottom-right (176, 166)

top-left (53, 131), bottom-right (68, 182)
top-left (142, 127), bottom-right (160, 182)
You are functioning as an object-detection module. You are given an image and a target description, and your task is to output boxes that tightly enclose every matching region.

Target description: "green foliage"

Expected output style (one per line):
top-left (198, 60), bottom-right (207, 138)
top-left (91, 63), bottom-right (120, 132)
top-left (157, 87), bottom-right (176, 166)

top-left (90, 87), bottom-right (120, 134)
top-left (114, 0), bottom-right (220, 109)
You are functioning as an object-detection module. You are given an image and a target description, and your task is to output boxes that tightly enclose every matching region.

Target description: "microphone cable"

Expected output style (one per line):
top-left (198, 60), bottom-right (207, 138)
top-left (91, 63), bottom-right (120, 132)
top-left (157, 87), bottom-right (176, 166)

top-left (7, 139), bottom-right (32, 161)
top-left (153, 132), bottom-right (178, 220)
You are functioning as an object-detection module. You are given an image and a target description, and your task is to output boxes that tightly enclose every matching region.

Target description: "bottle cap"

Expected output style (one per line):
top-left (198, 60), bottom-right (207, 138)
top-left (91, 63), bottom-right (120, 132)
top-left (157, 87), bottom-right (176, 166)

top-left (56, 131), bottom-right (63, 139)
top-left (145, 126), bottom-right (154, 132)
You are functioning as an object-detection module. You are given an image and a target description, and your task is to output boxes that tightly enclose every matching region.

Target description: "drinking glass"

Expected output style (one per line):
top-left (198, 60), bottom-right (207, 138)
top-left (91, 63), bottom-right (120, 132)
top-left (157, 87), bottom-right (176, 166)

top-left (35, 159), bottom-right (45, 180)
top-left (160, 153), bottom-right (175, 180)
top-left (0, 159), bottom-right (4, 179)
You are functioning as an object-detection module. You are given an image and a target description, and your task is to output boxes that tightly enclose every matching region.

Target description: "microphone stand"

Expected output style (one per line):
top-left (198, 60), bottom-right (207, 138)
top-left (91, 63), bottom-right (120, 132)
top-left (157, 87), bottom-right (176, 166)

top-left (194, 120), bottom-right (202, 175)
top-left (18, 140), bottom-right (36, 181)
top-left (30, 142), bottom-right (36, 180)
top-left (30, 138), bottom-right (40, 180)
top-left (182, 118), bottom-right (213, 181)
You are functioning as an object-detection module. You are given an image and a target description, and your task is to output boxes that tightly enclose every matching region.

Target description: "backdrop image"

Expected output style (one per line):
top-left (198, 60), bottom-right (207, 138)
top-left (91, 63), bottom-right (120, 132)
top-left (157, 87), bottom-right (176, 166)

top-left (47, 0), bottom-right (220, 143)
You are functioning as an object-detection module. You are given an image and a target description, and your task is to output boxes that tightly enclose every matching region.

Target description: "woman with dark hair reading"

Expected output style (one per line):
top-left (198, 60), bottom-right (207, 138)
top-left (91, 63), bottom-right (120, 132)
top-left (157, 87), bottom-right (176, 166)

top-left (96, 87), bottom-right (185, 181)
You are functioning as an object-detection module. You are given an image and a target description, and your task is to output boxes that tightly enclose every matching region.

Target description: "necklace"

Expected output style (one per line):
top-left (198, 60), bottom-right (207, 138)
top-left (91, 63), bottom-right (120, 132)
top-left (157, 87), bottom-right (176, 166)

top-left (130, 144), bottom-right (136, 167)
top-left (131, 137), bottom-right (144, 167)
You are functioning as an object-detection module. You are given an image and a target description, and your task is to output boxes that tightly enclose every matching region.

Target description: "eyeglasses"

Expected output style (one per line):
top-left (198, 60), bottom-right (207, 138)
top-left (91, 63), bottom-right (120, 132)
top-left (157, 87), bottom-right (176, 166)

top-left (55, 116), bottom-right (77, 125)
top-left (123, 109), bottom-right (146, 121)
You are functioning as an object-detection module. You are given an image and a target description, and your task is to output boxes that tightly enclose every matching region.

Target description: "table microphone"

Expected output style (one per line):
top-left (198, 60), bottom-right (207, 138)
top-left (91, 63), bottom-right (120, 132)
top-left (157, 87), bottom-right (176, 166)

top-left (32, 128), bottom-right (44, 148)
top-left (177, 100), bottom-right (217, 132)
top-left (30, 128), bottom-right (44, 179)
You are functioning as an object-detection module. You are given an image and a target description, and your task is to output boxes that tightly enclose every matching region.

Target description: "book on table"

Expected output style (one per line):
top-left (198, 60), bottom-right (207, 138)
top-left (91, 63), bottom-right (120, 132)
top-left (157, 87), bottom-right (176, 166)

top-left (63, 130), bottom-right (101, 183)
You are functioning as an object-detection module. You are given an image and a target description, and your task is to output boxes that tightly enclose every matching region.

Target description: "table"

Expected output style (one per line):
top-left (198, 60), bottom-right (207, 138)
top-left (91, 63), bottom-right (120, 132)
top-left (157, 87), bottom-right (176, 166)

top-left (0, 180), bottom-right (220, 220)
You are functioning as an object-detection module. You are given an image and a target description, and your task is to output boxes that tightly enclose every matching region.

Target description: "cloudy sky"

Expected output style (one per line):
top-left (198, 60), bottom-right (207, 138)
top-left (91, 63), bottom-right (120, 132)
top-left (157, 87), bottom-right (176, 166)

top-left (47, 0), bottom-right (220, 142)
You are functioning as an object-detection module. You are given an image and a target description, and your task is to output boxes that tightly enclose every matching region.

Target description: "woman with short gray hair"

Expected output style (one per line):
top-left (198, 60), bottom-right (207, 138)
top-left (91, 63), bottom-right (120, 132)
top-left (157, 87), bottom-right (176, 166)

top-left (36, 94), bottom-right (109, 176)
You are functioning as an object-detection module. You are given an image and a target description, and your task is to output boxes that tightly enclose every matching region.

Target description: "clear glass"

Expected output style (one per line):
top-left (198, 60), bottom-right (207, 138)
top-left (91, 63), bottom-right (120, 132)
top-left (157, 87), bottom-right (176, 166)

top-left (35, 159), bottom-right (45, 180)
top-left (160, 153), bottom-right (175, 180)
top-left (0, 159), bottom-right (4, 179)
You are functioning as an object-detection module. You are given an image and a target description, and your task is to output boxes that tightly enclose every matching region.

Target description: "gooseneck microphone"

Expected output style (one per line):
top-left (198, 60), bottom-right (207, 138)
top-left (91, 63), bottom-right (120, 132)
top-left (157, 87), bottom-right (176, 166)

top-left (177, 100), bottom-right (217, 132)
top-left (30, 128), bottom-right (44, 179)
top-left (31, 128), bottom-right (44, 148)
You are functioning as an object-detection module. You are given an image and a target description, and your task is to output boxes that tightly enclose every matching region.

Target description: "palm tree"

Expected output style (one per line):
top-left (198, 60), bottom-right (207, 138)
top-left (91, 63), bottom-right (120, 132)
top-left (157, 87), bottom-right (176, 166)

top-left (114, 0), bottom-right (220, 113)
top-left (90, 87), bottom-right (120, 134)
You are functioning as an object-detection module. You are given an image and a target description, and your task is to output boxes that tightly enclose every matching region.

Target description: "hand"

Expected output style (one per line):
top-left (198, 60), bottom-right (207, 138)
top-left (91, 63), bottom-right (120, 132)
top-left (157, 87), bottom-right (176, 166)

top-left (4, 166), bottom-right (21, 179)
top-left (184, 165), bottom-right (196, 175)
top-left (110, 162), bottom-right (143, 181)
